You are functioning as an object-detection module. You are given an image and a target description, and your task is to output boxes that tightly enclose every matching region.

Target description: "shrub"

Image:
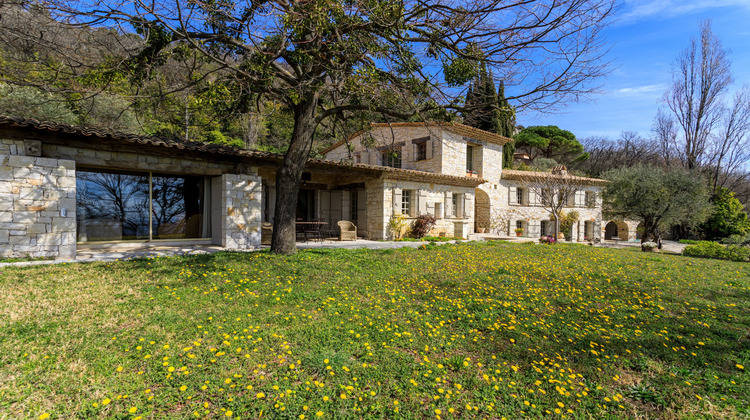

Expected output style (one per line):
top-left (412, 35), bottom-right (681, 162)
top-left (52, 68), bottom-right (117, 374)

top-left (411, 215), bottom-right (437, 238)
top-left (682, 241), bottom-right (750, 262)
top-left (388, 213), bottom-right (409, 240)
top-left (538, 236), bottom-right (556, 244)
top-left (641, 241), bottom-right (658, 252)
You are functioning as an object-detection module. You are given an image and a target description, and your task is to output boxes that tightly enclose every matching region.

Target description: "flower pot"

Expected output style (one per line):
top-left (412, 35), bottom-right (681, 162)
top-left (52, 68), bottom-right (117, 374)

top-left (477, 228), bottom-right (486, 233)
top-left (516, 232), bottom-right (522, 237)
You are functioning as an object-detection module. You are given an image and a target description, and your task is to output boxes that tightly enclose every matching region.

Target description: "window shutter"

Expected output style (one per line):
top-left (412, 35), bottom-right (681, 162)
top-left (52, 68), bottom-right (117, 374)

top-left (530, 190), bottom-right (540, 206)
top-left (574, 191), bottom-right (583, 207)
top-left (392, 188), bottom-right (402, 215)
top-left (463, 194), bottom-right (469, 219)
top-left (418, 190), bottom-right (428, 216)
top-left (444, 192), bottom-right (453, 218)
top-left (530, 220), bottom-right (541, 237)
top-left (361, 152), bottom-right (370, 165)
top-left (509, 186), bottom-right (517, 205)
top-left (330, 190), bottom-right (343, 222)
top-left (370, 151), bottom-right (379, 166)
top-left (426, 139), bottom-right (433, 160)
top-left (320, 190), bottom-right (331, 221)
top-left (411, 143), bottom-right (418, 161)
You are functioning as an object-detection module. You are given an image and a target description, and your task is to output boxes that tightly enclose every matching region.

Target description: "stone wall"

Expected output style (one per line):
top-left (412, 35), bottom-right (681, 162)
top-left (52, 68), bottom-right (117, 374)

top-left (326, 126), bottom-right (444, 173)
top-left (0, 153), bottom-right (76, 259)
top-left (218, 174), bottom-right (262, 249)
top-left (366, 178), bottom-right (475, 240)
top-left (492, 179), bottom-right (603, 241)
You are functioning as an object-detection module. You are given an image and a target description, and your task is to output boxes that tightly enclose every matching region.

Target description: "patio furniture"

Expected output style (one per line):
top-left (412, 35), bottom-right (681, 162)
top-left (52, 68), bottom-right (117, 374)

top-left (261, 222), bottom-right (273, 245)
top-left (338, 220), bottom-right (357, 241)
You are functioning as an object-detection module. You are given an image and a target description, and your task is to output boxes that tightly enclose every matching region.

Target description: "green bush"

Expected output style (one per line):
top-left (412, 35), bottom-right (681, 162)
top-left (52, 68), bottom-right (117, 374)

top-left (682, 241), bottom-right (750, 262)
top-left (678, 239), bottom-right (701, 245)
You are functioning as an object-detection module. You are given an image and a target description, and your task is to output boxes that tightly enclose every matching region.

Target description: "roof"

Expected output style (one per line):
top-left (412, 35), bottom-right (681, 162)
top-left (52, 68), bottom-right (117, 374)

top-left (321, 121), bottom-right (514, 154)
top-left (0, 115), bottom-right (485, 188)
top-left (501, 169), bottom-right (607, 186)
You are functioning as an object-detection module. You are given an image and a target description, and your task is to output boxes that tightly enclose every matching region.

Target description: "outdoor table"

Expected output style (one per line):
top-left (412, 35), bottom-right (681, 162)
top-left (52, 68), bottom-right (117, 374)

top-left (295, 221), bottom-right (328, 242)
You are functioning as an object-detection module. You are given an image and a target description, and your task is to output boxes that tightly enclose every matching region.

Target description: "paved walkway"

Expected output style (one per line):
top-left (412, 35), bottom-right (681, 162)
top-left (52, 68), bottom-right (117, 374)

top-left (1, 237), bottom-right (687, 268)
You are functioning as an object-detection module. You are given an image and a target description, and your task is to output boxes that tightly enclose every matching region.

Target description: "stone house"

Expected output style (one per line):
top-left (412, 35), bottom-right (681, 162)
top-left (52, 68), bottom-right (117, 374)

top-left (1, 116), bottom-right (632, 260)
top-left (0, 116), bottom-right (481, 260)
top-left (323, 122), bottom-right (611, 242)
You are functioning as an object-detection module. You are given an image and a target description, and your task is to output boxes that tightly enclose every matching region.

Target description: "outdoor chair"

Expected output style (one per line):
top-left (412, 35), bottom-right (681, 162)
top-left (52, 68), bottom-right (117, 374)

top-left (337, 220), bottom-right (357, 241)
top-left (261, 222), bottom-right (273, 245)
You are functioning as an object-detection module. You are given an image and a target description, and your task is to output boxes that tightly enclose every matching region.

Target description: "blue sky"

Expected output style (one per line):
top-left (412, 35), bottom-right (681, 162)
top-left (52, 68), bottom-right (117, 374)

top-left (522, 0), bottom-right (750, 140)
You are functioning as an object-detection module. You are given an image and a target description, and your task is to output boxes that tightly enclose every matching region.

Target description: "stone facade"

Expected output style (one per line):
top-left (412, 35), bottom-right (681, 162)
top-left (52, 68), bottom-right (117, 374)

top-left (1, 150), bottom-right (77, 259)
top-left (324, 124), bottom-right (613, 241)
top-left (216, 174), bottom-right (263, 249)
top-left (365, 178), bottom-right (475, 240)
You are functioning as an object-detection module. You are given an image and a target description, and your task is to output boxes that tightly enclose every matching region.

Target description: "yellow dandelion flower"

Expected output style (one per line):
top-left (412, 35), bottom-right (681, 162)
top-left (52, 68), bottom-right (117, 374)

top-left (102, 398), bottom-right (111, 405)
top-left (737, 364), bottom-right (745, 370)
top-left (256, 392), bottom-right (265, 398)
top-left (128, 407), bottom-right (137, 413)
top-left (39, 414), bottom-right (50, 420)
top-left (316, 412), bottom-right (324, 417)
top-left (225, 410), bottom-right (232, 417)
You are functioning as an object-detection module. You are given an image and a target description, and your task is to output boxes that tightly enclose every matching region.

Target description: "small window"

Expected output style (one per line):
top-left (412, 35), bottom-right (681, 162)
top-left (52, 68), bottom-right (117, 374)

top-left (540, 220), bottom-right (550, 237)
top-left (402, 190), bottom-right (411, 215)
top-left (466, 145), bottom-right (474, 172)
top-left (516, 188), bottom-right (524, 205)
top-left (383, 149), bottom-right (402, 168)
top-left (355, 154), bottom-right (362, 164)
top-left (416, 142), bottom-right (427, 160)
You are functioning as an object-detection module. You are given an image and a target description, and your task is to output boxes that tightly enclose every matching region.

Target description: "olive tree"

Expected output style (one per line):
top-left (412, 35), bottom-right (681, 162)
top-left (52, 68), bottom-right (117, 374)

top-left (603, 165), bottom-right (712, 247)
top-left (22, 0), bottom-right (615, 253)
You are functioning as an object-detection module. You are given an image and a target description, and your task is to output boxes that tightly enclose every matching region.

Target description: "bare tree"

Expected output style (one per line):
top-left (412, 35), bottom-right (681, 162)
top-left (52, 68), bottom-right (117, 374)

top-left (651, 109), bottom-right (679, 167)
top-left (519, 166), bottom-right (594, 239)
top-left (664, 20), bottom-right (733, 170)
top-left (13, 0), bottom-right (616, 253)
top-left (707, 88), bottom-right (750, 193)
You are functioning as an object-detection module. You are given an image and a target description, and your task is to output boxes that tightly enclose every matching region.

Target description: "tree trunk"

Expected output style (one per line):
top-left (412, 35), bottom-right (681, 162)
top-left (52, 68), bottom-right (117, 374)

top-left (270, 95), bottom-right (319, 254)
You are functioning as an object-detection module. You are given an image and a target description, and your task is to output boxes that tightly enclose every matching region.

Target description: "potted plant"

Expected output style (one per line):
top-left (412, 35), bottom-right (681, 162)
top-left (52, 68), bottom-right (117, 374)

top-left (515, 228), bottom-right (524, 237)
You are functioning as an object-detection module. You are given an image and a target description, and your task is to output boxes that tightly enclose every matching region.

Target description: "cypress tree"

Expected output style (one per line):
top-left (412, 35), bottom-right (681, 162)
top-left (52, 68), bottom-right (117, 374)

top-left (497, 80), bottom-right (516, 168)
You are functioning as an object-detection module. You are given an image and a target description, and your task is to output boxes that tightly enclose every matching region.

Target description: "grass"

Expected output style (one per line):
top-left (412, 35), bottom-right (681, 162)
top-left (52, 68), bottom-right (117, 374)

top-left (0, 242), bottom-right (748, 419)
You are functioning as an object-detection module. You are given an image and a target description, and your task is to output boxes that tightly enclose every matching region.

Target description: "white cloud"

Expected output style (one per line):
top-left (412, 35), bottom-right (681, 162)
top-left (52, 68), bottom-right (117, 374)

top-left (612, 84), bottom-right (667, 96)
top-left (620, 0), bottom-right (750, 22)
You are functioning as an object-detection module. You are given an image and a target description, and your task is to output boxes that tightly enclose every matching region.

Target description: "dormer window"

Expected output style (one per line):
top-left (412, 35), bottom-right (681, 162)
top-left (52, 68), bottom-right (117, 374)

top-left (412, 137), bottom-right (430, 161)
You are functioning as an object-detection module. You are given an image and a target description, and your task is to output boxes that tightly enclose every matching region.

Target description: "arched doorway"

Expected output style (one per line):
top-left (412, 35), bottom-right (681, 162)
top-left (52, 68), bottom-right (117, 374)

top-left (474, 188), bottom-right (491, 233)
top-left (604, 220), bottom-right (629, 240)
top-left (604, 221), bottom-right (618, 240)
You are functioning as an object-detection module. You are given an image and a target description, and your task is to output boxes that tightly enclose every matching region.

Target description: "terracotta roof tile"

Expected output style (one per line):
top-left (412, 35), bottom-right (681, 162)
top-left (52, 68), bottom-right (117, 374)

top-left (501, 169), bottom-right (607, 185)
top-left (0, 115), bottom-right (485, 187)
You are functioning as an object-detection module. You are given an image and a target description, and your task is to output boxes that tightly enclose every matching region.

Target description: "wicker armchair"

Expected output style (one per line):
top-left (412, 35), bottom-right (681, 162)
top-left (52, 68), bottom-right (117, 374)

top-left (337, 220), bottom-right (357, 241)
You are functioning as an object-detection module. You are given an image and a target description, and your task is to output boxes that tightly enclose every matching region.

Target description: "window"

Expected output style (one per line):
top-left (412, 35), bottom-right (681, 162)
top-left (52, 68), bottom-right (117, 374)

top-left (355, 154), bottom-right (362, 164)
top-left (382, 149), bottom-right (402, 168)
top-left (516, 188), bottom-right (525, 205)
top-left (584, 220), bottom-right (594, 240)
top-left (540, 220), bottom-right (550, 237)
top-left (402, 190), bottom-right (411, 215)
top-left (416, 142), bottom-right (427, 160)
top-left (452, 194), bottom-right (458, 217)
top-left (76, 169), bottom-right (209, 242)
top-left (466, 145), bottom-right (474, 172)
top-left (351, 190), bottom-right (358, 221)
top-left (585, 191), bottom-right (595, 207)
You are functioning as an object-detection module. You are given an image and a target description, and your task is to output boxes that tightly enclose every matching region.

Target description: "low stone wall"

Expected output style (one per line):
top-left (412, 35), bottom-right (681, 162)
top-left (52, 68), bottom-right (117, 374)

top-left (0, 154), bottom-right (76, 259)
top-left (219, 174), bottom-right (262, 249)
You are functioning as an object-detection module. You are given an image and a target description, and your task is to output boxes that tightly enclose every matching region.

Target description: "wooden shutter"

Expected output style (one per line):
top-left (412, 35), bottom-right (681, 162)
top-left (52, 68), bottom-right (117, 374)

top-left (529, 190), bottom-right (539, 206)
top-left (357, 189), bottom-right (367, 233)
top-left (369, 151), bottom-right (379, 166)
top-left (509, 186), bottom-right (517, 205)
top-left (392, 188), bottom-right (402, 215)
top-left (330, 190), bottom-right (343, 222)
top-left (444, 192), bottom-right (453, 218)
top-left (411, 143), bottom-right (418, 161)
top-left (320, 190), bottom-right (331, 222)
top-left (417, 190), bottom-right (427, 216)
top-left (361, 152), bottom-right (370, 165)
top-left (426, 139), bottom-right (433, 160)
top-left (463, 194), bottom-right (470, 219)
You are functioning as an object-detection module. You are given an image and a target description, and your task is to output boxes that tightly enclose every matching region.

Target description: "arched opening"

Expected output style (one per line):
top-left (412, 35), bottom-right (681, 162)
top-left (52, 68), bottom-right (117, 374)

top-left (636, 222), bottom-right (644, 240)
top-left (474, 188), bottom-right (491, 233)
top-left (604, 220), bottom-right (629, 240)
top-left (604, 221), bottom-right (618, 240)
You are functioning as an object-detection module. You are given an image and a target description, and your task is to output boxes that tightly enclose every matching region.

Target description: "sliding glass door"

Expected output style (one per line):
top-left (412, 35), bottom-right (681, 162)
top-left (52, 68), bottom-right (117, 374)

top-left (76, 169), bottom-right (211, 242)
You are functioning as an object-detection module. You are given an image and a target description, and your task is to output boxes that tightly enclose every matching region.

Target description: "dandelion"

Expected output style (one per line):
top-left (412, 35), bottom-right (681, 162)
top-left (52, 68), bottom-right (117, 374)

top-left (738, 364), bottom-right (745, 370)
top-left (256, 392), bottom-right (266, 398)
top-left (225, 410), bottom-right (233, 417)
top-left (39, 414), bottom-right (50, 420)
top-left (128, 407), bottom-right (137, 413)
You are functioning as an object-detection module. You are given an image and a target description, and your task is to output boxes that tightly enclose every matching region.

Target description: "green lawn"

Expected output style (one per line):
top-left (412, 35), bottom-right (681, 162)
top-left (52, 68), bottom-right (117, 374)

top-left (0, 242), bottom-right (748, 419)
